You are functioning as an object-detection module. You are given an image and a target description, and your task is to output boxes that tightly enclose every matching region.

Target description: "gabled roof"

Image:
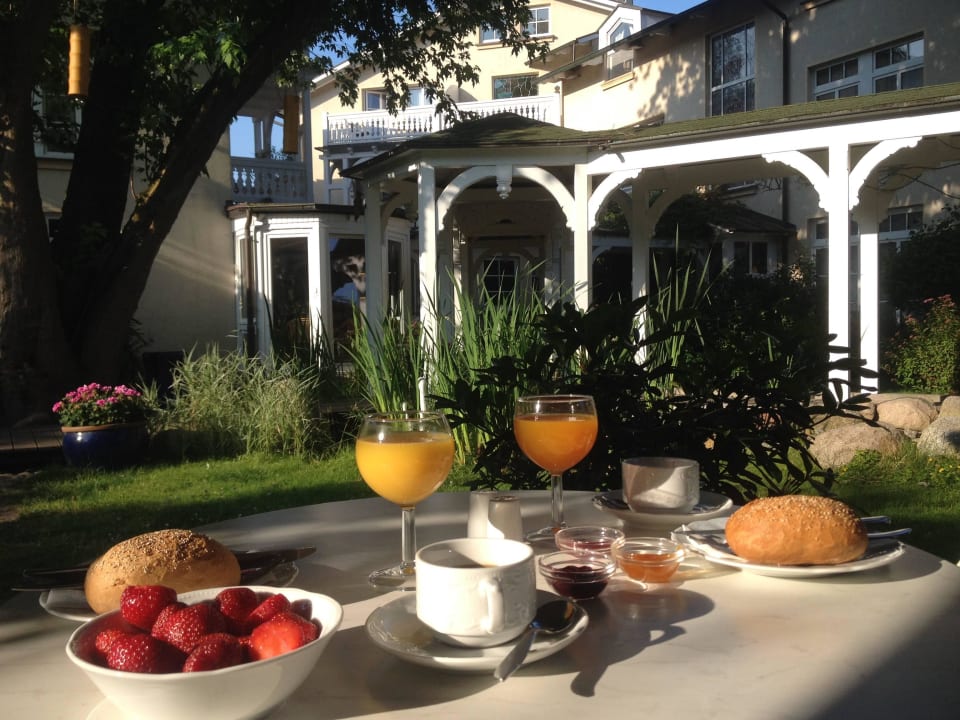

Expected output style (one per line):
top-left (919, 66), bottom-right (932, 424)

top-left (344, 113), bottom-right (609, 179)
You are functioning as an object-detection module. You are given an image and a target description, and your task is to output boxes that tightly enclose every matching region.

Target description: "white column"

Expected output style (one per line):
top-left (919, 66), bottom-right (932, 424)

top-left (364, 181), bottom-right (385, 331)
top-left (418, 163), bottom-right (438, 343)
top-left (827, 142), bottom-right (851, 390)
top-left (572, 164), bottom-right (591, 309)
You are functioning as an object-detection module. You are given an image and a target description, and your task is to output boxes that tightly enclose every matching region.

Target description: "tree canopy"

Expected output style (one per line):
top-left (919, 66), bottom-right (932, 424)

top-left (0, 0), bottom-right (543, 423)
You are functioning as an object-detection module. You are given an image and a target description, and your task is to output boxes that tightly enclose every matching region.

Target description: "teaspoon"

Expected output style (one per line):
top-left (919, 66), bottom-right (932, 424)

top-left (493, 600), bottom-right (580, 682)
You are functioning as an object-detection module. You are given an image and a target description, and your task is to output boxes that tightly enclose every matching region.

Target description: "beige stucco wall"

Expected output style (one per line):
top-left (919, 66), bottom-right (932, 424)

top-left (136, 133), bottom-right (237, 355)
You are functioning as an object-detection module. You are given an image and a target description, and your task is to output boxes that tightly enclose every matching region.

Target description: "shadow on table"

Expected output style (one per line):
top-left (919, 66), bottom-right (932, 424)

top-left (562, 585), bottom-right (714, 697)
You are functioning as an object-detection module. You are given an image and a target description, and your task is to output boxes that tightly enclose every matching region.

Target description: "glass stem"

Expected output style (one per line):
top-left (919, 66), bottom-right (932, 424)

top-left (550, 473), bottom-right (565, 529)
top-left (400, 506), bottom-right (416, 575)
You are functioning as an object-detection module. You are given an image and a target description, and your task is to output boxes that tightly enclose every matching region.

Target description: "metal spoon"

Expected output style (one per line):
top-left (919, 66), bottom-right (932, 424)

top-left (494, 600), bottom-right (580, 682)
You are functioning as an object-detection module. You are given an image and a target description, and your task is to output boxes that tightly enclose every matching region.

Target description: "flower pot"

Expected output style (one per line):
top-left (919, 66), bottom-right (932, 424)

top-left (60, 422), bottom-right (149, 469)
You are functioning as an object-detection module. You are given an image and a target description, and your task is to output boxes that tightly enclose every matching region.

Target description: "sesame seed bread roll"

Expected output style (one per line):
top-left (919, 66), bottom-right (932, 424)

top-left (724, 496), bottom-right (868, 566)
top-left (84, 529), bottom-right (241, 614)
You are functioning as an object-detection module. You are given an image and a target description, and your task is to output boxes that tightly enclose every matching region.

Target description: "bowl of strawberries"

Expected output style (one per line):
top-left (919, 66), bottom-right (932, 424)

top-left (66, 584), bottom-right (342, 720)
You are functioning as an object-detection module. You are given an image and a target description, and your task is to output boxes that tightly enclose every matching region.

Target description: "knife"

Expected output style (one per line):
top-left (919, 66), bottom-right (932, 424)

top-left (15, 546), bottom-right (316, 591)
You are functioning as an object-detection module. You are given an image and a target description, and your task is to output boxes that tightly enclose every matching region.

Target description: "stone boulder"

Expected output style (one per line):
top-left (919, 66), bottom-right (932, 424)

top-left (874, 396), bottom-right (938, 435)
top-left (917, 414), bottom-right (960, 457)
top-left (939, 395), bottom-right (960, 418)
top-left (809, 422), bottom-right (909, 469)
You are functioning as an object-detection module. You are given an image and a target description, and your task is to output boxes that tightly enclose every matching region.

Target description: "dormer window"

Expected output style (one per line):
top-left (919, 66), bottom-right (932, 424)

top-left (609, 21), bottom-right (633, 44)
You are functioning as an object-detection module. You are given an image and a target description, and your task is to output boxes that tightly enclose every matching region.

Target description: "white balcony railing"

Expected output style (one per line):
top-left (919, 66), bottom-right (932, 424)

top-left (231, 157), bottom-right (310, 203)
top-left (323, 94), bottom-right (560, 148)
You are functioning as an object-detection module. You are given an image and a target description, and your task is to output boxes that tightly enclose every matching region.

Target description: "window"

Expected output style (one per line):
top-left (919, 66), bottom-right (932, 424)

top-left (406, 87), bottom-right (432, 107)
top-left (482, 257), bottom-right (518, 302)
top-left (879, 205), bottom-right (923, 234)
top-left (526, 6), bottom-right (550, 37)
top-left (710, 23), bottom-right (755, 116)
top-left (812, 35), bottom-right (923, 100)
top-left (34, 90), bottom-right (81, 157)
top-left (480, 25), bottom-right (501, 44)
top-left (493, 74), bottom-right (538, 99)
top-left (606, 44), bottom-right (634, 80)
top-left (733, 241), bottom-right (768, 275)
top-left (364, 90), bottom-right (387, 111)
top-left (609, 21), bottom-right (633, 44)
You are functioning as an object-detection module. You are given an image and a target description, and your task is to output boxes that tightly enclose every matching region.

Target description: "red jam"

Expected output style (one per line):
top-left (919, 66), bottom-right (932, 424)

top-left (546, 564), bottom-right (609, 600)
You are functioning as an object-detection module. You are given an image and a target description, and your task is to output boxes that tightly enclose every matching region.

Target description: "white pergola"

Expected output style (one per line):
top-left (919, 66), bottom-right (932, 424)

top-left (347, 83), bottom-right (960, 390)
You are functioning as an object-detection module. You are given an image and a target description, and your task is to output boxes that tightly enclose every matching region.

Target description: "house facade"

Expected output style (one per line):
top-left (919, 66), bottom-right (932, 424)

top-left (35, 0), bottom-right (960, 388)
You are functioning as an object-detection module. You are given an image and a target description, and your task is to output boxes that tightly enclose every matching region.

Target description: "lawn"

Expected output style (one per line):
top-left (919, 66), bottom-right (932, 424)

top-left (2, 445), bottom-right (958, 604)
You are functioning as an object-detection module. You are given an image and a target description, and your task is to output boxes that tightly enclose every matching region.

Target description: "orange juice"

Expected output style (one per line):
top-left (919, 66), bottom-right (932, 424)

top-left (514, 413), bottom-right (598, 474)
top-left (356, 431), bottom-right (455, 506)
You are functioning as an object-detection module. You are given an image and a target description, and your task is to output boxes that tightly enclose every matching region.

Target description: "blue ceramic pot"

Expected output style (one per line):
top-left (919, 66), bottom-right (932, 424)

top-left (60, 422), bottom-right (149, 469)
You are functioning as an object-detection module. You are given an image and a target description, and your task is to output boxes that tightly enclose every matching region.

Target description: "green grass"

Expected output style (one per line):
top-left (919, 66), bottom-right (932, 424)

top-left (3, 444), bottom-right (959, 605)
top-left (0, 449), bottom-right (474, 603)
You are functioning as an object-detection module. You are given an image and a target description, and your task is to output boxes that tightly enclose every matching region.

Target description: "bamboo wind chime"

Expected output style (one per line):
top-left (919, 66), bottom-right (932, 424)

top-left (68, 23), bottom-right (91, 98)
top-left (282, 94), bottom-right (300, 155)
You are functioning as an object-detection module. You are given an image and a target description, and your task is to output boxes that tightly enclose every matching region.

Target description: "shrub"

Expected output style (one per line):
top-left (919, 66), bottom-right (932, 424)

top-left (882, 295), bottom-right (960, 393)
top-left (154, 347), bottom-right (332, 459)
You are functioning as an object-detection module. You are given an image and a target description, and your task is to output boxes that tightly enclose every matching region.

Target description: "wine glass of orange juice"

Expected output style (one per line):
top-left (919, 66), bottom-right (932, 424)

top-left (355, 411), bottom-right (455, 590)
top-left (514, 395), bottom-right (598, 543)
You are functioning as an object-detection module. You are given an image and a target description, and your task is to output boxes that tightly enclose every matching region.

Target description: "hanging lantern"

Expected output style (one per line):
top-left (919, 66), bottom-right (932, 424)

top-left (68, 24), bottom-right (91, 99)
top-left (282, 94), bottom-right (300, 155)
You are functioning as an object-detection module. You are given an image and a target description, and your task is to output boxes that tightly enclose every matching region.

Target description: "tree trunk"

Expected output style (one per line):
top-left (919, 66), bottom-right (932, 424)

top-left (0, 3), bottom-right (78, 423)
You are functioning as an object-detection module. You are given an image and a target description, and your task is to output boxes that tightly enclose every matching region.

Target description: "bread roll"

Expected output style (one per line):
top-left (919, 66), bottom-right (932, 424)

top-left (84, 529), bottom-right (241, 614)
top-left (724, 495), bottom-right (868, 566)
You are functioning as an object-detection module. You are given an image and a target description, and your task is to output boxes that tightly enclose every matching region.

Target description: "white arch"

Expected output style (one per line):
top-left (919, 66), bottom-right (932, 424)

top-left (587, 169), bottom-right (643, 230)
top-left (848, 136), bottom-right (922, 210)
top-left (436, 165), bottom-right (576, 230)
top-left (763, 150), bottom-right (830, 210)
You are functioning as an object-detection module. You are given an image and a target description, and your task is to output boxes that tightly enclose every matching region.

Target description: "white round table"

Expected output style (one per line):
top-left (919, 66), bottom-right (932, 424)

top-left (2, 490), bottom-right (959, 719)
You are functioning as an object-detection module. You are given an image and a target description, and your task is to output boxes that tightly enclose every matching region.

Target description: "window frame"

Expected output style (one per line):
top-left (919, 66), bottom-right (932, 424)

top-left (811, 34), bottom-right (924, 100)
top-left (492, 73), bottom-right (539, 100)
top-left (480, 25), bottom-right (502, 45)
top-left (709, 23), bottom-right (756, 117)
top-left (526, 6), bottom-right (551, 37)
top-left (34, 89), bottom-right (82, 158)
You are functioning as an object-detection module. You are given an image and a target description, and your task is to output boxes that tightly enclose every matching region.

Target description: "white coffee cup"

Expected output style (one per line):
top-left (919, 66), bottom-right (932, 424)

top-left (622, 457), bottom-right (700, 513)
top-left (415, 538), bottom-right (535, 647)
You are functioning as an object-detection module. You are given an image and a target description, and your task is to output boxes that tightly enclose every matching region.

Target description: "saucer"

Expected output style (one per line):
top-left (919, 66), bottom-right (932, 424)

top-left (39, 562), bottom-right (299, 622)
top-left (592, 490), bottom-right (734, 531)
top-left (673, 517), bottom-right (906, 578)
top-left (365, 591), bottom-right (588, 672)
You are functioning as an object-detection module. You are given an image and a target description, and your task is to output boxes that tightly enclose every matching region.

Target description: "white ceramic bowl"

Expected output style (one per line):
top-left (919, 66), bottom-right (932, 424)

top-left (66, 585), bottom-right (342, 720)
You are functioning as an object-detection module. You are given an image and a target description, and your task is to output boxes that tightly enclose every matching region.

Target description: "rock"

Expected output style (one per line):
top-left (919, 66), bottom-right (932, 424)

top-left (874, 397), bottom-right (938, 434)
top-left (917, 415), bottom-right (960, 457)
top-left (809, 422), bottom-right (909, 469)
top-left (939, 395), bottom-right (960, 418)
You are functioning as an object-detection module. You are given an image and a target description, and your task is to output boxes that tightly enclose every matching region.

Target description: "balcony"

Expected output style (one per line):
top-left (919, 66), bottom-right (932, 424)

top-left (231, 156), bottom-right (310, 203)
top-left (322, 94), bottom-right (561, 152)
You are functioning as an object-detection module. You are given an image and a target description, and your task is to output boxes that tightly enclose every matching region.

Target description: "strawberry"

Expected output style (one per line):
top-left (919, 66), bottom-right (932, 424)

top-left (94, 629), bottom-right (135, 661)
top-left (120, 585), bottom-right (178, 631)
top-left (245, 592), bottom-right (291, 630)
top-left (155, 602), bottom-right (227, 654)
top-left (215, 587), bottom-right (259, 634)
top-left (105, 633), bottom-right (183, 673)
top-left (151, 601), bottom-right (186, 639)
top-left (247, 610), bottom-right (320, 661)
top-left (182, 632), bottom-right (246, 672)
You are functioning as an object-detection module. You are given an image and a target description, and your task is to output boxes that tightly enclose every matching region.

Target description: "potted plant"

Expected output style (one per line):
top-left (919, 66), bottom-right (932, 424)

top-left (52, 383), bottom-right (151, 468)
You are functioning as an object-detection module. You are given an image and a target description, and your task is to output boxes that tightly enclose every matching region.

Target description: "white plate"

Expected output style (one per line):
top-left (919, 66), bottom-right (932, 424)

top-left (39, 562), bottom-right (300, 622)
top-left (672, 517), bottom-right (906, 578)
top-left (365, 591), bottom-right (588, 673)
top-left (592, 490), bottom-right (734, 530)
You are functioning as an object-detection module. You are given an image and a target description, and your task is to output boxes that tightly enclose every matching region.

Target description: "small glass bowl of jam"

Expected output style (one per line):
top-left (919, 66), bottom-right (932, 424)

top-left (538, 550), bottom-right (616, 600)
top-left (554, 525), bottom-right (625, 556)
top-left (612, 537), bottom-right (685, 584)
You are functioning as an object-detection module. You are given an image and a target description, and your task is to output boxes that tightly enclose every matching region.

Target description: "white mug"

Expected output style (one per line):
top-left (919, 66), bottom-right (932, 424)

top-left (467, 491), bottom-right (523, 541)
top-left (622, 457), bottom-right (700, 513)
top-left (415, 538), bottom-right (535, 647)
